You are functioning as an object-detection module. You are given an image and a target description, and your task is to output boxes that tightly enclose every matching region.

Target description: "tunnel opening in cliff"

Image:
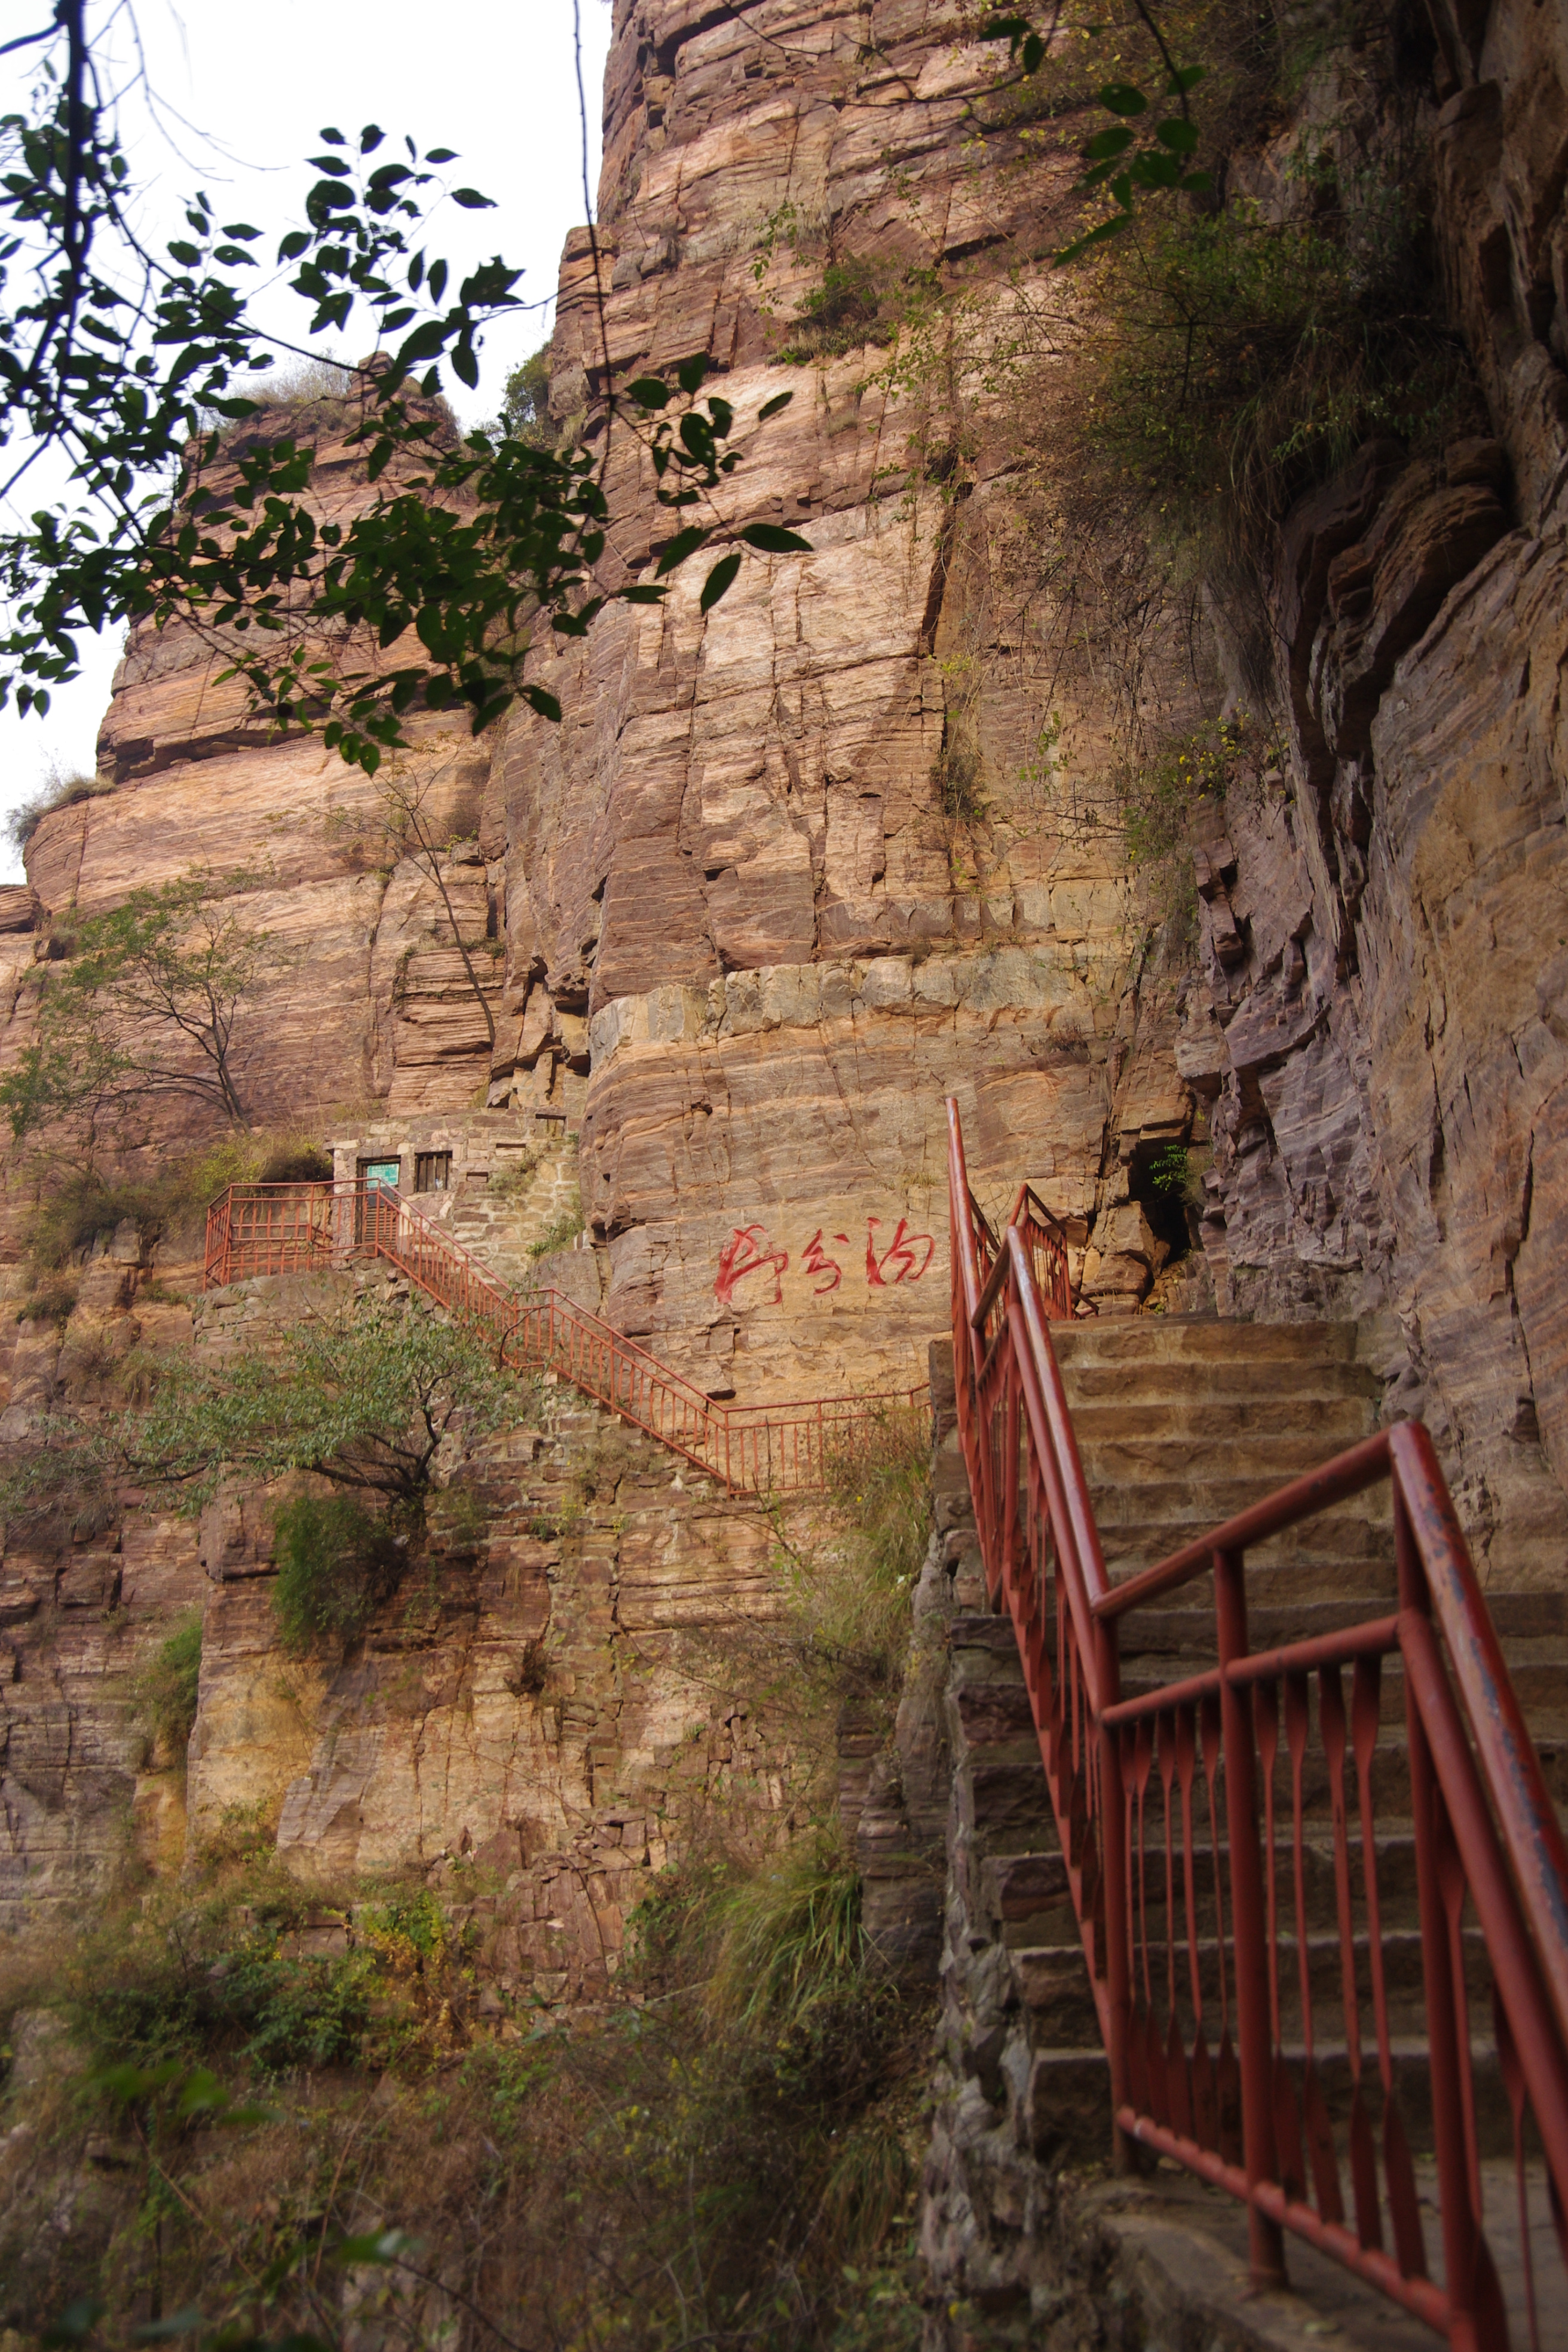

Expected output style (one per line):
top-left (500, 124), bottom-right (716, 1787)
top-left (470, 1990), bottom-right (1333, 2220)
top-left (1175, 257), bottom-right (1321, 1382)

top-left (1126, 1140), bottom-right (1193, 1269)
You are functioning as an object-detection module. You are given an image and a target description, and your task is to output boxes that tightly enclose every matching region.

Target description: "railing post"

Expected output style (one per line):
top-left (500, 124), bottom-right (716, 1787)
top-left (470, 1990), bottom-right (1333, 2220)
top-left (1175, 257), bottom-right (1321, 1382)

top-left (1215, 1544), bottom-right (1286, 2286)
top-left (1396, 1482), bottom-right (1489, 2352)
top-left (1095, 1613), bottom-right (1135, 2173)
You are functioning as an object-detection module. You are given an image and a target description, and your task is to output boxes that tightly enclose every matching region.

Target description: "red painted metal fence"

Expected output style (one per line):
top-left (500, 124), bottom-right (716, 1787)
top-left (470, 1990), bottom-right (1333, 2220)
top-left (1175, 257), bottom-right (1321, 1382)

top-left (204, 1181), bottom-right (924, 1497)
top-left (946, 1098), bottom-right (1568, 2349)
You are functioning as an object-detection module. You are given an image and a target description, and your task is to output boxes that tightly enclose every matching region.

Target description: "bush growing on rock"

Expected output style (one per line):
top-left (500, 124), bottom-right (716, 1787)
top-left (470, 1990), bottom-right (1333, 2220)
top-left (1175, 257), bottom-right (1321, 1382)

top-left (130, 1611), bottom-right (203, 1760)
top-left (271, 1492), bottom-right (405, 1653)
top-left (131, 1293), bottom-right (523, 1515)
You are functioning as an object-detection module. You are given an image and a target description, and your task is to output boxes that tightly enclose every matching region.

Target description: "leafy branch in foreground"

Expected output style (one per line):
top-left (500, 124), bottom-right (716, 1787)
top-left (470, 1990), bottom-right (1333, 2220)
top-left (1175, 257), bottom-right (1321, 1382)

top-left (979, 4), bottom-right (1212, 261)
top-left (0, 7), bottom-right (811, 776)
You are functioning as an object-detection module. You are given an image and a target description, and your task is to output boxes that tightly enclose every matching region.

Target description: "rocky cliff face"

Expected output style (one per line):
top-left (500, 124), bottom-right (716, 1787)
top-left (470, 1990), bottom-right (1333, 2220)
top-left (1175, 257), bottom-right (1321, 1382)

top-left (1182, 0), bottom-right (1568, 1579)
top-left (0, 0), bottom-right (1564, 1933)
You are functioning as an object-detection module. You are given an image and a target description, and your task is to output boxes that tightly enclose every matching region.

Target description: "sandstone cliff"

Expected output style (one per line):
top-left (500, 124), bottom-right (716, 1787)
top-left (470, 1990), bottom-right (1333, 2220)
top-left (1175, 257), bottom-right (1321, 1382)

top-left (0, 0), bottom-right (1563, 1961)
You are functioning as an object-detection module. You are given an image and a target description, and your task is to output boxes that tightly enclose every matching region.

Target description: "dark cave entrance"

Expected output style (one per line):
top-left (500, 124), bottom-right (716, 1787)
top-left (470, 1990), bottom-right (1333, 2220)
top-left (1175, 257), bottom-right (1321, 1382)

top-left (1127, 1139), bottom-right (1193, 1266)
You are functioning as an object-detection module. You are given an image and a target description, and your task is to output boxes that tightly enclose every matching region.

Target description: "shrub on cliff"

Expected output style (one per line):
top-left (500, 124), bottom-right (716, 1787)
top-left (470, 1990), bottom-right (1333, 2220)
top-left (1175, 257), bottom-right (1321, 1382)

top-left (130, 1612), bottom-right (203, 1760)
top-left (5, 765), bottom-right (117, 852)
top-left (271, 1492), bottom-right (405, 1652)
top-left (131, 1293), bottom-right (523, 1517)
top-left (1, 868), bottom-right (289, 1144)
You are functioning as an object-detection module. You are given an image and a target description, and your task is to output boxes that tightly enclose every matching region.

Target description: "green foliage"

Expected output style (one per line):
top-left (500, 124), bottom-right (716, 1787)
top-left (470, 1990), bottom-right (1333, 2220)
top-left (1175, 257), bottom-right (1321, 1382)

top-left (1117, 712), bottom-right (1249, 872)
top-left (0, 22), bottom-right (803, 773)
top-left (17, 1270), bottom-right (78, 1325)
top-left (528, 1199), bottom-right (585, 1258)
top-left (495, 341), bottom-right (552, 446)
top-left (271, 1492), bottom-right (404, 1652)
top-left (1149, 1143), bottom-right (1190, 1194)
top-left (130, 1292), bottom-right (523, 1514)
top-left (932, 737), bottom-right (983, 823)
top-left (705, 1829), bottom-right (865, 2031)
top-left (981, 12), bottom-right (1212, 261)
top-left (778, 256), bottom-right (896, 362)
top-left (1084, 190), bottom-right (1478, 568)
top-left (20, 1132), bottom-right (309, 1274)
top-left (1, 868), bottom-right (285, 1141)
top-left (130, 1611), bottom-right (203, 1757)
top-left (59, 1873), bottom-right (423, 2078)
top-left (782, 1402), bottom-right (932, 1706)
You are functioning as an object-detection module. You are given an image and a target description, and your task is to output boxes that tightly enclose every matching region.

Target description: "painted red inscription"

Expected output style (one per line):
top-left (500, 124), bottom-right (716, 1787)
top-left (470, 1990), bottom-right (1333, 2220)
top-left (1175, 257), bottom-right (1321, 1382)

top-left (865, 1215), bottom-right (936, 1288)
top-left (802, 1229), bottom-right (852, 1294)
top-left (715, 1223), bottom-right (790, 1307)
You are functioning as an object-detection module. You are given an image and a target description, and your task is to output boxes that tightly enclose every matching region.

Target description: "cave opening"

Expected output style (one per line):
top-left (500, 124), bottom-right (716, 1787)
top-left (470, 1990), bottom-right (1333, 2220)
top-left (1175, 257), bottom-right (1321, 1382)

top-left (1127, 1140), bottom-right (1193, 1266)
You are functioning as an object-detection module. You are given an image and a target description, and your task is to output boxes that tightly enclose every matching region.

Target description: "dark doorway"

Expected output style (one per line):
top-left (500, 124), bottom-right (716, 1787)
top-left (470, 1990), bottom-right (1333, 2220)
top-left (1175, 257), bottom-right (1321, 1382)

top-left (1127, 1140), bottom-right (1192, 1266)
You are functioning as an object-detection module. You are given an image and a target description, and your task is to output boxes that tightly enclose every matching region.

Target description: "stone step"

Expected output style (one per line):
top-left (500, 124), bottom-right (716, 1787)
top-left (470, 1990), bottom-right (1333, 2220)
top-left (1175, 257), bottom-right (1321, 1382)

top-left (1010, 1925), bottom-right (1493, 2049)
top-left (1059, 1359), bottom-right (1379, 1404)
top-left (1092, 1474), bottom-right (1395, 1528)
top-left (1022, 2038), bottom-right (1520, 2168)
top-left (1078, 1431), bottom-right (1385, 1485)
top-left (1070, 1395), bottom-right (1379, 1444)
top-left (1053, 1319), bottom-right (1364, 1366)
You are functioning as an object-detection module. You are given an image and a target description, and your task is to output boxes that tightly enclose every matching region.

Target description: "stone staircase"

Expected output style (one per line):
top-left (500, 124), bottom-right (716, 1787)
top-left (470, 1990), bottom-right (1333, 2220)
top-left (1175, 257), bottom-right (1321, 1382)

top-left (442, 1137), bottom-right (586, 1290)
top-left (927, 1315), bottom-right (1568, 2341)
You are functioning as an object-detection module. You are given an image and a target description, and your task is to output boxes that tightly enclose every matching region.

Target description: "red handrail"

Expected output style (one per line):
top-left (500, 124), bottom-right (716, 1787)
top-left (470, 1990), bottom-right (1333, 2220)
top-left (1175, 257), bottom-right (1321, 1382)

top-left (945, 1096), bottom-right (1568, 2348)
top-left (203, 1180), bottom-right (925, 1497)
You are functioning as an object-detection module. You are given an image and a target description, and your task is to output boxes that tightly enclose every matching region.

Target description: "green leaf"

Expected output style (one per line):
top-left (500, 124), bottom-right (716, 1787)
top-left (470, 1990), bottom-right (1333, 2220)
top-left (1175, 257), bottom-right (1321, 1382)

top-left (425, 146), bottom-right (458, 162)
top-left (451, 189), bottom-right (495, 210)
top-left (318, 126), bottom-right (347, 145)
top-left (1084, 127), bottom-right (1134, 160)
top-left (1155, 118), bottom-right (1199, 152)
top-left (522, 684), bottom-right (562, 721)
top-left (620, 583), bottom-right (669, 604)
top-left (360, 124), bottom-right (385, 153)
top-left (166, 241), bottom-right (201, 267)
top-left (1097, 83), bottom-right (1147, 115)
top-left (1169, 63), bottom-right (1206, 91)
top-left (42, 2300), bottom-right (105, 2347)
top-left (626, 376), bottom-right (671, 411)
top-left (451, 342), bottom-right (479, 390)
top-left (977, 14), bottom-right (1030, 39)
top-left (1021, 33), bottom-right (1045, 72)
top-left (675, 353), bottom-right (710, 395)
top-left (1132, 150), bottom-right (1183, 187)
top-left (699, 550), bottom-right (742, 612)
top-left (1181, 169), bottom-right (1214, 194)
top-left (1054, 213), bottom-right (1134, 265)
top-left (757, 390), bottom-right (794, 420)
top-left (739, 523), bottom-right (812, 553)
top-left (656, 525), bottom-right (710, 576)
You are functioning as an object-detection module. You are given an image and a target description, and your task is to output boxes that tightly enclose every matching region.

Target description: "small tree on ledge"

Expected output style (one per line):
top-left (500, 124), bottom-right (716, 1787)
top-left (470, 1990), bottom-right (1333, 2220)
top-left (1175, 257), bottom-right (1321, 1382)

top-left (0, 867), bottom-right (286, 1146)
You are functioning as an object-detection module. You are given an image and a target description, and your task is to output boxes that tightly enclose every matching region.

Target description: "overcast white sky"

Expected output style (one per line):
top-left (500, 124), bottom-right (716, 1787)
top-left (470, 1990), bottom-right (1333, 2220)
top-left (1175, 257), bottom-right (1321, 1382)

top-left (0, 0), bottom-right (614, 880)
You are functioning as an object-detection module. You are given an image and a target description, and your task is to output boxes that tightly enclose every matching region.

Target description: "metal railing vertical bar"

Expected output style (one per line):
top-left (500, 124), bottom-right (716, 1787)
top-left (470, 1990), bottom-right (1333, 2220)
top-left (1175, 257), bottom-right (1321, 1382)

top-left (202, 1180), bottom-right (926, 1499)
top-left (942, 1095), bottom-right (1568, 2346)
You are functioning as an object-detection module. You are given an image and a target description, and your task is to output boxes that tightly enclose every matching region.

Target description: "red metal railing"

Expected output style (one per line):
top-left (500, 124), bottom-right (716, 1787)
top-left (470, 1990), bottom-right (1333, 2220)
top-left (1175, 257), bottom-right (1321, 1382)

top-left (946, 1097), bottom-right (1568, 2349)
top-left (204, 1181), bottom-right (926, 1497)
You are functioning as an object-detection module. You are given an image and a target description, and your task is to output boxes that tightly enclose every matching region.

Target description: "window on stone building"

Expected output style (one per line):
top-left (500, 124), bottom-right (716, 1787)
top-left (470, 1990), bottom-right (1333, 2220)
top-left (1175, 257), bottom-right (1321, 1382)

top-left (415, 1152), bottom-right (453, 1193)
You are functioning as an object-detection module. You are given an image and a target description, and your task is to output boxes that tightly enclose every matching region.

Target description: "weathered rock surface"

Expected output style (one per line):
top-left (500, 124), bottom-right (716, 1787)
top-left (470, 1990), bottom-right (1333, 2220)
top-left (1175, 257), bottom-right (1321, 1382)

top-left (1188, 0), bottom-right (1568, 1576)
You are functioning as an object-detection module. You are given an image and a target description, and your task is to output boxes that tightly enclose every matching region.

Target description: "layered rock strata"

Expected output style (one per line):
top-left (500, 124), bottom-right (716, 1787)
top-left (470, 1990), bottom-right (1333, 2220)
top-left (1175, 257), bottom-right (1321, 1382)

top-left (1183, 0), bottom-right (1568, 1577)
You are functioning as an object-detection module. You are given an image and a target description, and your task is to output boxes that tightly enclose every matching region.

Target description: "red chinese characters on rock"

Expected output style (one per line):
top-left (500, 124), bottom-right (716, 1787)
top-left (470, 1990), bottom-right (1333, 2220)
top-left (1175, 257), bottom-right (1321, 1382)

top-left (715, 1224), bottom-right (790, 1307)
top-left (802, 1229), bottom-right (851, 1294)
top-left (715, 1217), bottom-right (936, 1304)
top-left (866, 1216), bottom-right (936, 1288)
